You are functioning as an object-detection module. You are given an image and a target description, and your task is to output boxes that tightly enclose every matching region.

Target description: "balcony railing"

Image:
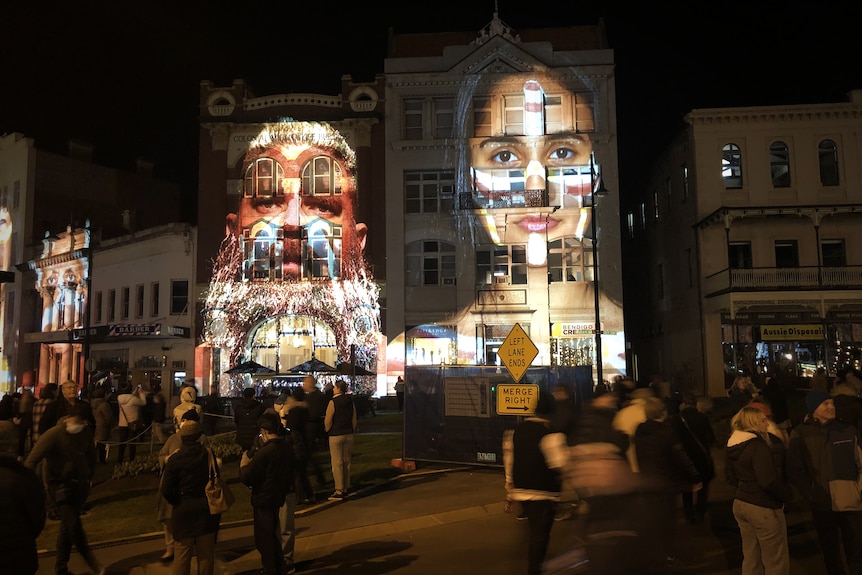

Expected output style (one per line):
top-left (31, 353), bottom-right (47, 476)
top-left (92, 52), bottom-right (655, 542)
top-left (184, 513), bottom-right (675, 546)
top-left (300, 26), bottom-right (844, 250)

top-left (704, 265), bottom-right (862, 296)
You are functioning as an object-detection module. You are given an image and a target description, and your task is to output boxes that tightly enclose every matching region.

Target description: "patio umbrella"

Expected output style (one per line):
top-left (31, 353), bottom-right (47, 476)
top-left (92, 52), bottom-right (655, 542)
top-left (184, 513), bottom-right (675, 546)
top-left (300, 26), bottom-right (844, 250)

top-left (286, 357), bottom-right (338, 374)
top-left (336, 362), bottom-right (375, 376)
top-left (225, 360), bottom-right (276, 375)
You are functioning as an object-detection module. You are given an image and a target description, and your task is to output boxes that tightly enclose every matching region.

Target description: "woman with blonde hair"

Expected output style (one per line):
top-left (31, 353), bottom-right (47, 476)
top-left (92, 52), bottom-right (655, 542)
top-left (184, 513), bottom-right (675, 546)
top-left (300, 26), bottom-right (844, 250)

top-left (725, 406), bottom-right (789, 575)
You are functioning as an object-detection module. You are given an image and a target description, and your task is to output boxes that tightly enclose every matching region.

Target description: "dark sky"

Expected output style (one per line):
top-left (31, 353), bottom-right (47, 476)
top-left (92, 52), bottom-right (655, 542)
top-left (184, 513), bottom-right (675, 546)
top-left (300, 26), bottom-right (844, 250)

top-left (3, 1), bottom-right (859, 218)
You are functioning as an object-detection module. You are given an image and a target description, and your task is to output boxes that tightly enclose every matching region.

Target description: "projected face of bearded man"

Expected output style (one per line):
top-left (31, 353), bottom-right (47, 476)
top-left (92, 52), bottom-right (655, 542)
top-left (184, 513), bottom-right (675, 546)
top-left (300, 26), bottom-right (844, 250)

top-left (227, 127), bottom-right (367, 282)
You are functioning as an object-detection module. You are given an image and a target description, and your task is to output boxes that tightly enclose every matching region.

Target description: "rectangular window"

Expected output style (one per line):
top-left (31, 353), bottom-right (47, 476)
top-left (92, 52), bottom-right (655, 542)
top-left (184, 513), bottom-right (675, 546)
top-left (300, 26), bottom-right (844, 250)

top-left (473, 97), bottom-right (492, 137)
top-left (171, 280), bottom-right (189, 315)
top-left (728, 242), bottom-right (753, 269)
top-left (544, 94), bottom-right (563, 134)
top-left (405, 171), bottom-right (456, 214)
top-left (574, 92), bottom-right (595, 133)
top-left (682, 164), bottom-right (689, 201)
top-left (135, 284), bottom-right (144, 318)
top-left (151, 282), bottom-right (160, 316)
top-left (403, 98), bottom-right (424, 140)
top-left (94, 291), bottom-right (103, 324)
top-left (121, 287), bottom-right (130, 319)
top-left (653, 189), bottom-right (660, 220)
top-left (627, 212), bottom-right (635, 238)
top-left (433, 98), bottom-right (454, 139)
top-left (821, 239), bottom-right (846, 267)
top-left (108, 289), bottom-right (116, 321)
top-left (476, 245), bottom-right (527, 285)
top-left (406, 241), bottom-right (456, 286)
top-left (503, 95), bottom-right (524, 135)
top-left (774, 240), bottom-right (799, 268)
top-left (548, 237), bottom-right (591, 282)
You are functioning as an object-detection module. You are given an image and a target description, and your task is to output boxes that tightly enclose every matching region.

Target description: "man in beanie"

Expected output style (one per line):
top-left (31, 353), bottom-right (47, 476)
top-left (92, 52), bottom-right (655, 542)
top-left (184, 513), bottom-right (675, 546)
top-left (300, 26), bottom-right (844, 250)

top-left (502, 390), bottom-right (568, 575)
top-left (787, 389), bottom-right (862, 574)
top-left (240, 411), bottom-right (296, 575)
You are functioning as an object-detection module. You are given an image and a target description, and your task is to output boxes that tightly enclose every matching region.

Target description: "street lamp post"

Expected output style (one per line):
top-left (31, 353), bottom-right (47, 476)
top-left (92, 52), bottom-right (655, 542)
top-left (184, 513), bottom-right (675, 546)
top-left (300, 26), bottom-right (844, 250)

top-left (589, 153), bottom-right (608, 389)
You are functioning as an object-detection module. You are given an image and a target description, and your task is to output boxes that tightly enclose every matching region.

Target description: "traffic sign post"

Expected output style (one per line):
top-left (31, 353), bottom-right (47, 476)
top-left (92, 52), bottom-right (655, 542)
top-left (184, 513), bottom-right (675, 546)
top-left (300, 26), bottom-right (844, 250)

top-left (496, 323), bottom-right (538, 383)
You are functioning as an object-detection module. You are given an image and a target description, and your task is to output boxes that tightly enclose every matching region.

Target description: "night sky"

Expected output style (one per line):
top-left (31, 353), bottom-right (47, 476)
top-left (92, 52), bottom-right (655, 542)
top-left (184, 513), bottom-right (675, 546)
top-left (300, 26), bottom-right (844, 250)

top-left (3, 1), bottom-right (859, 220)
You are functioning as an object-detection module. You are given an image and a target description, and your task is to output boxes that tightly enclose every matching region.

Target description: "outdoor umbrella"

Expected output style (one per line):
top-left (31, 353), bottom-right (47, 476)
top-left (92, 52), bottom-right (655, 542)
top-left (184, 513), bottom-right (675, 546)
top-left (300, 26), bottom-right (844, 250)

top-left (336, 362), bottom-right (375, 376)
top-left (225, 360), bottom-right (276, 374)
top-left (286, 357), bottom-right (338, 374)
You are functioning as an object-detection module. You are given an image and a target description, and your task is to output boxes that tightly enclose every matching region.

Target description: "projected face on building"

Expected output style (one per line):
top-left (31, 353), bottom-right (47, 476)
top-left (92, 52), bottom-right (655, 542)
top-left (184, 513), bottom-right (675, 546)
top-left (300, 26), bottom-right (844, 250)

top-left (226, 123), bottom-right (367, 282)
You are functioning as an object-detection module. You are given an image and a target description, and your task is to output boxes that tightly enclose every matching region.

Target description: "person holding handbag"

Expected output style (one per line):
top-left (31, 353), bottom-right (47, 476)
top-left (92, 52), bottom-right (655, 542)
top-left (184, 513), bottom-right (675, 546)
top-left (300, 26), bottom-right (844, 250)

top-left (117, 383), bottom-right (146, 463)
top-left (160, 418), bottom-right (220, 575)
top-left (672, 393), bottom-right (716, 524)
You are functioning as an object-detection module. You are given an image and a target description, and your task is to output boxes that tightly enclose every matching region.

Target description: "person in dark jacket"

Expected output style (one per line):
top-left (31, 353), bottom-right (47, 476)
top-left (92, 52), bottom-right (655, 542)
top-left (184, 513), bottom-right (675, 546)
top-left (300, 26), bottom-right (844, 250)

top-left (240, 411), bottom-right (295, 575)
top-left (234, 387), bottom-right (265, 452)
top-left (24, 414), bottom-right (103, 575)
top-left (635, 396), bottom-right (702, 572)
top-left (672, 393), bottom-right (717, 523)
top-left (38, 379), bottom-right (95, 434)
top-left (787, 389), bottom-right (862, 575)
top-left (503, 391), bottom-right (568, 575)
top-left (282, 387), bottom-right (314, 504)
top-left (324, 379), bottom-right (357, 500)
top-left (302, 375), bottom-right (328, 487)
top-left (0, 441), bottom-right (46, 574)
top-left (160, 419), bottom-right (220, 575)
top-left (726, 405), bottom-right (789, 575)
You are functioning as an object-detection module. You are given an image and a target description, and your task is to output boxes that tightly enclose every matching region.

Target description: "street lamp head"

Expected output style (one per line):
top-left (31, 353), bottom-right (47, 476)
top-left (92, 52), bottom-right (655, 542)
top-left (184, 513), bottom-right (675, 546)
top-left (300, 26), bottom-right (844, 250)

top-left (594, 179), bottom-right (610, 197)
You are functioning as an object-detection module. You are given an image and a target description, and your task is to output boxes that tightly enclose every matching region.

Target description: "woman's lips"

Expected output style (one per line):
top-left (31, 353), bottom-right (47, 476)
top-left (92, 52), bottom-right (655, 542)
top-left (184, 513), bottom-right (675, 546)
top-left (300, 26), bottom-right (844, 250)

top-left (516, 215), bottom-right (559, 233)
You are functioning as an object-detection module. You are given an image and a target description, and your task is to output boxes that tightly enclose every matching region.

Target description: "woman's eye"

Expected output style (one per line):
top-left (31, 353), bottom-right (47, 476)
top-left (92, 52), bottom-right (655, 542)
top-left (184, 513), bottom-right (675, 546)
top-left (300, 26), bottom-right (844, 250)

top-left (490, 149), bottom-right (519, 164)
top-left (549, 147), bottom-right (576, 161)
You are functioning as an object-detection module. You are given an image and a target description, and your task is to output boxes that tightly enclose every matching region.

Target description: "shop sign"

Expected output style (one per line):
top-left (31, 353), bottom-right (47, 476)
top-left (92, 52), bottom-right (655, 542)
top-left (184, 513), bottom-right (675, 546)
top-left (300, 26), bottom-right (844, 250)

top-left (552, 322), bottom-right (595, 337)
top-left (760, 324), bottom-right (824, 340)
top-left (109, 324), bottom-right (161, 336)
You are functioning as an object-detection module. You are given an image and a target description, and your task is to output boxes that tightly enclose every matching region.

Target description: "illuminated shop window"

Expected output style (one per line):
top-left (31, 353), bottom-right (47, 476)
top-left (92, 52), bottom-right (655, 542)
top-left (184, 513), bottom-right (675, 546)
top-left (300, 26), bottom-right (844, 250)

top-left (722, 144), bottom-right (743, 189)
top-left (406, 241), bottom-right (456, 286)
top-left (244, 157), bottom-right (285, 198)
top-left (476, 245), bottom-right (527, 285)
top-left (548, 237), bottom-right (592, 282)
top-left (403, 98), bottom-right (424, 140)
top-left (305, 219), bottom-right (341, 280)
top-left (818, 139), bottom-right (840, 186)
top-left (769, 141), bottom-right (791, 188)
top-left (482, 323), bottom-right (520, 365)
top-left (405, 171), bottom-right (455, 213)
top-left (301, 156), bottom-right (342, 196)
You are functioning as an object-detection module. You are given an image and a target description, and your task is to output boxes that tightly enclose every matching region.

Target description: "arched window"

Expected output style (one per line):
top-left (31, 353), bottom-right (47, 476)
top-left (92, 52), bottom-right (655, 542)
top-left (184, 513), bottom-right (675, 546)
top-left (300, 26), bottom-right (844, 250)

top-left (818, 139), bottom-right (840, 186)
top-left (769, 141), bottom-right (791, 188)
top-left (244, 157), bottom-right (284, 198)
top-left (301, 156), bottom-right (343, 196)
top-left (406, 241), bottom-right (456, 286)
top-left (722, 144), bottom-right (743, 189)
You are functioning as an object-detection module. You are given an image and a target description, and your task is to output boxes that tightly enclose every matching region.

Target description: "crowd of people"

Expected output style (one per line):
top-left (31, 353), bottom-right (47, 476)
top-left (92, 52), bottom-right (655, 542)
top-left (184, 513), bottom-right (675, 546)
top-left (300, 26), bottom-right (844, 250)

top-left (504, 368), bottom-right (862, 575)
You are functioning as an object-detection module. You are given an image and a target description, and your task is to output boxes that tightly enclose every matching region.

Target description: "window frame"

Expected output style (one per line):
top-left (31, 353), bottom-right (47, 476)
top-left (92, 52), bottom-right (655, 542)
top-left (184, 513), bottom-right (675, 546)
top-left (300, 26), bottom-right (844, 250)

top-left (769, 141), bottom-right (791, 188)
top-left (170, 280), bottom-right (189, 315)
top-left (405, 240), bottom-right (456, 286)
top-left (722, 143), bottom-right (743, 189)
top-left (547, 236), bottom-right (592, 283)
top-left (476, 244), bottom-right (528, 285)
top-left (405, 171), bottom-right (456, 214)
top-left (818, 139), bottom-right (840, 186)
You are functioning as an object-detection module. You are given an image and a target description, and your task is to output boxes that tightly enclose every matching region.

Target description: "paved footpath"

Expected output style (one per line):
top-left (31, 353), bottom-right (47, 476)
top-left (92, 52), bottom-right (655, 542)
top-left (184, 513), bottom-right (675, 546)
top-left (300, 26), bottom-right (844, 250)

top-left (40, 457), bottom-right (829, 575)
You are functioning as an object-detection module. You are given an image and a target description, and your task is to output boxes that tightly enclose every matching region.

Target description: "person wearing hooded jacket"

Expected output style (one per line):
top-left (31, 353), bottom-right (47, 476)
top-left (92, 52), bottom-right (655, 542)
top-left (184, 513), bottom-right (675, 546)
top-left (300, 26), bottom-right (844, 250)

top-left (726, 405), bottom-right (789, 575)
top-left (172, 385), bottom-right (202, 429)
top-left (787, 389), bottom-right (862, 575)
top-left (234, 387), bottom-right (265, 452)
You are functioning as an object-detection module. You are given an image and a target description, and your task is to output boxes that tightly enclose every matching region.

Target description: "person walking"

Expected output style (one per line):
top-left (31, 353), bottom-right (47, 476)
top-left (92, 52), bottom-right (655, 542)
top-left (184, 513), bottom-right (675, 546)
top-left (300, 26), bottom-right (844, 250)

top-left (116, 382), bottom-right (146, 463)
top-left (39, 380), bottom-right (95, 434)
top-left (672, 392), bottom-right (716, 523)
top-left (89, 387), bottom-right (114, 464)
top-left (394, 376), bottom-right (405, 412)
top-left (281, 386), bottom-right (315, 504)
top-left (324, 379), bottom-right (357, 500)
top-left (726, 405), bottom-right (790, 575)
top-left (27, 382), bottom-right (57, 452)
top-left (612, 387), bottom-right (653, 472)
top-left (502, 391), bottom-right (568, 575)
top-left (240, 411), bottom-right (296, 575)
top-left (0, 441), bottom-right (46, 575)
top-left (24, 413), bottom-right (103, 575)
top-left (302, 375), bottom-right (328, 488)
top-left (787, 389), bottom-right (862, 575)
top-left (160, 417), bottom-right (221, 575)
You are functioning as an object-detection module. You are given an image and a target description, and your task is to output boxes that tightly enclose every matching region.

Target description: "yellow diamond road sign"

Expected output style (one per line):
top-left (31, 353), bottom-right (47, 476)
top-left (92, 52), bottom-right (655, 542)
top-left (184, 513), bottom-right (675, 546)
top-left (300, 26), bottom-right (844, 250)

top-left (497, 323), bottom-right (538, 383)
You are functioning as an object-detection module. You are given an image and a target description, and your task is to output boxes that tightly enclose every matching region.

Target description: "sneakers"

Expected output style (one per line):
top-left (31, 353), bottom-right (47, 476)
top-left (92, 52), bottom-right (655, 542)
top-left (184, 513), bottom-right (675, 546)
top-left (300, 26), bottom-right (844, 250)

top-left (159, 550), bottom-right (174, 562)
top-left (328, 491), bottom-right (346, 501)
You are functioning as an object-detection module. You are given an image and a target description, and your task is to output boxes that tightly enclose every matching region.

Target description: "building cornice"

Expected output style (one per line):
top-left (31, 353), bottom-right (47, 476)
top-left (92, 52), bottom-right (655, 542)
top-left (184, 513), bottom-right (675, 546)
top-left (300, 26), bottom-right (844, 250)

top-left (696, 204), bottom-right (862, 229)
top-left (686, 106), bottom-right (862, 126)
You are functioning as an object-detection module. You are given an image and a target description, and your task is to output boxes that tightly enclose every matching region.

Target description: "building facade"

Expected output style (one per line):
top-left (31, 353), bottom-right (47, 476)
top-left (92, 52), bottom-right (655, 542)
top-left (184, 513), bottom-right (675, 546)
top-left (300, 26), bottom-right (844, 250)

top-left (195, 78), bottom-right (387, 396)
top-left (624, 91), bottom-right (862, 396)
top-left (0, 132), bottom-right (182, 396)
top-left (383, 14), bottom-right (625, 385)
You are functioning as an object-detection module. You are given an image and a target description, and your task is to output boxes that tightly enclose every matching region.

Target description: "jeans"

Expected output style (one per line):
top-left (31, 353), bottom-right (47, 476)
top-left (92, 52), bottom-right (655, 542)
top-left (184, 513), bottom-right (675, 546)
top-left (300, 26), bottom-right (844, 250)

top-left (55, 499), bottom-right (98, 574)
top-left (254, 506), bottom-right (287, 575)
top-left (811, 507), bottom-right (862, 575)
top-left (280, 492), bottom-right (297, 568)
top-left (521, 499), bottom-right (555, 575)
top-left (172, 531), bottom-right (216, 575)
top-left (328, 434), bottom-right (354, 493)
top-left (117, 426), bottom-right (137, 462)
top-left (732, 499), bottom-right (789, 575)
